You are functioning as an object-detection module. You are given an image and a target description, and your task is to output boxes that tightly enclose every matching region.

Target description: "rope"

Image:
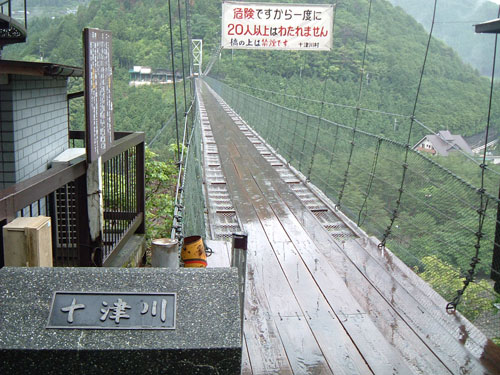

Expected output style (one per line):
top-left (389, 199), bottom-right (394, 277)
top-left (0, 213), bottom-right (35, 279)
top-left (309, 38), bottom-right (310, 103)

top-left (168, 0), bottom-right (181, 162)
top-left (148, 111), bottom-right (176, 147)
top-left (337, 0), bottom-right (373, 208)
top-left (447, 5), bottom-right (500, 313)
top-left (357, 138), bottom-right (383, 227)
top-left (379, 0), bottom-right (438, 249)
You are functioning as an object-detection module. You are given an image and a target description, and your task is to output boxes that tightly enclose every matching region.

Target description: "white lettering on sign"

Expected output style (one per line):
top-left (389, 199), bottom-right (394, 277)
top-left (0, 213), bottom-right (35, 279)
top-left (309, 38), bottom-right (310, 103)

top-left (221, 1), bottom-right (334, 51)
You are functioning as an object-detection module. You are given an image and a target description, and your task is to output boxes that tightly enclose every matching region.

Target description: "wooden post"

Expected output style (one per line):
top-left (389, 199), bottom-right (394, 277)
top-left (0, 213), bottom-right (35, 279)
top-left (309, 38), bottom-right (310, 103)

top-left (75, 174), bottom-right (92, 266)
top-left (3, 216), bottom-right (53, 267)
top-left (136, 142), bottom-right (145, 234)
top-left (86, 157), bottom-right (104, 265)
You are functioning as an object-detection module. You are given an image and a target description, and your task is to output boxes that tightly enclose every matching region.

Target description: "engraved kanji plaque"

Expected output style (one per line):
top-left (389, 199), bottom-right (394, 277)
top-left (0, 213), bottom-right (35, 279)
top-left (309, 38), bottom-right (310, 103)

top-left (47, 292), bottom-right (176, 330)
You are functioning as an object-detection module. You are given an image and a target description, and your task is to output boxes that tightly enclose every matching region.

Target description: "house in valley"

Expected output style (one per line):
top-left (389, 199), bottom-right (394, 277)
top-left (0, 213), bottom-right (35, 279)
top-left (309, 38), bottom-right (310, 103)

top-left (413, 130), bottom-right (472, 156)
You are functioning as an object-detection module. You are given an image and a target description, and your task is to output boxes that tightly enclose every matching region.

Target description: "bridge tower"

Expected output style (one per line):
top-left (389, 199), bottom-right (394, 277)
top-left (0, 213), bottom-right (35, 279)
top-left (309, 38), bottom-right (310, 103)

top-left (191, 39), bottom-right (202, 76)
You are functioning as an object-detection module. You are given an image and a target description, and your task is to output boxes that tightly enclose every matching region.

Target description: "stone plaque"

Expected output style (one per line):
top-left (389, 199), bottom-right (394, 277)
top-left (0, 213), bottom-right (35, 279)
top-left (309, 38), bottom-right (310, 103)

top-left (47, 292), bottom-right (176, 330)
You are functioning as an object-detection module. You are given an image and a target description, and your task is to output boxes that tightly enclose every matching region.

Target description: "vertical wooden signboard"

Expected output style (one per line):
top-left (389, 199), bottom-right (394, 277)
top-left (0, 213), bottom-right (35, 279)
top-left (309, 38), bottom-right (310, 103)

top-left (83, 28), bottom-right (114, 163)
top-left (83, 28), bottom-right (114, 257)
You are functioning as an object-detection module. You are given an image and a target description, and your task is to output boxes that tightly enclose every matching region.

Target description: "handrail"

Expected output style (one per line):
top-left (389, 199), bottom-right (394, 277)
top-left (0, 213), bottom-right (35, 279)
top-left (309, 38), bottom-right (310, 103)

top-left (69, 130), bottom-right (145, 161)
top-left (0, 161), bottom-right (86, 222)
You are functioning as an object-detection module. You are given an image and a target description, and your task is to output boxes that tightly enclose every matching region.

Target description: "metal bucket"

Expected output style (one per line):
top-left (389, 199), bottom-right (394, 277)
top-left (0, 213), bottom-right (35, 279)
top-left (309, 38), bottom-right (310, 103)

top-left (181, 235), bottom-right (207, 268)
top-left (151, 238), bottom-right (179, 268)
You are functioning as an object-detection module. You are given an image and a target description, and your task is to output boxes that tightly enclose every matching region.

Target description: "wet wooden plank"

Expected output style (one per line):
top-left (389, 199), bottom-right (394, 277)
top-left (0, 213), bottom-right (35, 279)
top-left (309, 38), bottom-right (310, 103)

top-left (260, 173), bottom-right (487, 374)
top-left (202, 82), bottom-right (500, 375)
top-left (239, 148), bottom-right (472, 373)
top-left (220, 128), bottom-right (414, 374)
top-left (347, 237), bottom-right (500, 375)
top-left (228, 167), bottom-right (334, 374)
top-left (200, 83), bottom-right (453, 374)
top-left (201, 87), bottom-right (294, 375)
top-left (241, 335), bottom-right (253, 375)
top-left (229, 155), bottom-right (374, 375)
top-left (205, 239), bottom-right (230, 268)
top-left (243, 263), bottom-right (293, 374)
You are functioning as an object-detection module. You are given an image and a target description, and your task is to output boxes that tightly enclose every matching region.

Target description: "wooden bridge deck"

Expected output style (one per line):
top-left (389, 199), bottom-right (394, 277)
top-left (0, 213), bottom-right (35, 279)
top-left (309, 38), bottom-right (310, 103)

top-left (199, 81), bottom-right (500, 374)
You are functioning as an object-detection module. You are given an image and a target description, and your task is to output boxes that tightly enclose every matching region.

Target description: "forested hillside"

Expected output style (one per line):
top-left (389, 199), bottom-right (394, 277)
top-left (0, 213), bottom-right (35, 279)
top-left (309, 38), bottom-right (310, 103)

top-left (5, 0), bottom-right (500, 189)
top-left (5, 0), bottom-right (499, 142)
top-left (199, 0), bottom-right (499, 143)
top-left (389, 0), bottom-right (500, 76)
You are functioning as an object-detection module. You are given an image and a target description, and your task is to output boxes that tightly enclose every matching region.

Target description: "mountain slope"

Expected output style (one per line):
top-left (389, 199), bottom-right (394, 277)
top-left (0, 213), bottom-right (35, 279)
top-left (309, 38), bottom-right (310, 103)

top-left (388, 0), bottom-right (500, 76)
top-left (4, 0), bottom-right (499, 142)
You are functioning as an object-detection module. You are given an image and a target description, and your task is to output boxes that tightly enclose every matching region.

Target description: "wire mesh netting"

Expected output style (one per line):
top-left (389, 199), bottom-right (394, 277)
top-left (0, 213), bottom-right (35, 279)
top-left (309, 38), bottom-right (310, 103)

top-left (174, 102), bottom-right (206, 240)
top-left (206, 76), bottom-right (500, 342)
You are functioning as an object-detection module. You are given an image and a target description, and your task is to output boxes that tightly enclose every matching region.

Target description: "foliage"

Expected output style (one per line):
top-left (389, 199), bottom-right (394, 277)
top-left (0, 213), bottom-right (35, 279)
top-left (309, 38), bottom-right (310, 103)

top-left (419, 256), bottom-right (494, 321)
top-left (144, 148), bottom-right (178, 244)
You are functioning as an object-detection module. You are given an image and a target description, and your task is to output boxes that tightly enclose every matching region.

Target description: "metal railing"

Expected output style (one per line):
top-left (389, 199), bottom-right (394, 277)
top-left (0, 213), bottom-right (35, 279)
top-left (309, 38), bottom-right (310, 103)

top-left (0, 0), bottom-right (27, 28)
top-left (0, 131), bottom-right (145, 267)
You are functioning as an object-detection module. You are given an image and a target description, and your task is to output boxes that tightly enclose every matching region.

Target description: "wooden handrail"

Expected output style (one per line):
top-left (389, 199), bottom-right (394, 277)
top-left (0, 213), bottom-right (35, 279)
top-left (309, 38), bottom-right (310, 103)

top-left (0, 161), bottom-right (86, 222)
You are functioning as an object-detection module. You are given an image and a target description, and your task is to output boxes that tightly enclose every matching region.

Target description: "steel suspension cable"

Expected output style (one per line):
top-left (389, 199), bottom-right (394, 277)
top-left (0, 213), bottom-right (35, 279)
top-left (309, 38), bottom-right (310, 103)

top-left (176, 0), bottom-right (188, 114)
top-left (357, 138), bottom-right (383, 227)
top-left (337, 0), bottom-right (373, 208)
top-left (184, 0), bottom-right (194, 99)
top-left (446, 5), bottom-right (500, 312)
top-left (307, 79), bottom-right (328, 180)
top-left (168, 0), bottom-right (181, 162)
top-left (379, 0), bottom-right (438, 249)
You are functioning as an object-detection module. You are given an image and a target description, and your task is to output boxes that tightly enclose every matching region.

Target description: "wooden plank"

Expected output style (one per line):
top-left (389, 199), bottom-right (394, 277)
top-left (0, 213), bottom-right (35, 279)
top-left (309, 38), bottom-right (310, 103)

top-left (203, 90), bottom-right (331, 374)
top-left (229, 155), bottom-right (374, 375)
top-left (241, 336), bottom-right (253, 375)
top-left (200, 91), bottom-right (293, 375)
top-left (239, 145), bottom-right (477, 373)
top-left (243, 253), bottom-right (293, 374)
top-left (261, 175), bottom-right (488, 374)
top-left (205, 240), bottom-right (230, 268)
top-left (199, 83), bottom-right (485, 374)
top-left (229, 170), bottom-right (333, 374)
top-left (218, 117), bottom-right (412, 374)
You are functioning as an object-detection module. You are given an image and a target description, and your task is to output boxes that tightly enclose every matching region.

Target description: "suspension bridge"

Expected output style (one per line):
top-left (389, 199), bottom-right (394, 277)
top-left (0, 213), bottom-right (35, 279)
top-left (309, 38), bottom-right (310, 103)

top-left (155, 0), bottom-right (500, 373)
top-left (175, 77), bottom-right (499, 374)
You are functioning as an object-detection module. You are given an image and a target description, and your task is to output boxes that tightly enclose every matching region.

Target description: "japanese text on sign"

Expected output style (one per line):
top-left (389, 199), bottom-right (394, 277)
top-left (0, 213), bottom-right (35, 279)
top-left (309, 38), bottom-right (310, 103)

top-left (84, 28), bottom-right (114, 163)
top-left (221, 1), bottom-right (334, 51)
top-left (47, 292), bottom-right (176, 330)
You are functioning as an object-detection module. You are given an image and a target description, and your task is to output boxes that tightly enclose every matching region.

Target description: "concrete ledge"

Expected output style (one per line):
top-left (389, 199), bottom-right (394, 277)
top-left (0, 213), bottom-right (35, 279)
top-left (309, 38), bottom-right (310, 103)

top-left (0, 267), bottom-right (241, 374)
top-left (106, 234), bottom-right (146, 267)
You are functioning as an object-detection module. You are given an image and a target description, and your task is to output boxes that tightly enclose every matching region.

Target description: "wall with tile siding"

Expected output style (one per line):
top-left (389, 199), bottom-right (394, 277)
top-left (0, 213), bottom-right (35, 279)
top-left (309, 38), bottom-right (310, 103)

top-left (0, 74), bottom-right (68, 189)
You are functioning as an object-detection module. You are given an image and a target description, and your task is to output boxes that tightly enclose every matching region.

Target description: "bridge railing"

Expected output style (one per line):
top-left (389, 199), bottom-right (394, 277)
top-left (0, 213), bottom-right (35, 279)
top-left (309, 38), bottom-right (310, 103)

top-left (205, 76), bottom-right (500, 342)
top-left (171, 86), bottom-right (206, 241)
